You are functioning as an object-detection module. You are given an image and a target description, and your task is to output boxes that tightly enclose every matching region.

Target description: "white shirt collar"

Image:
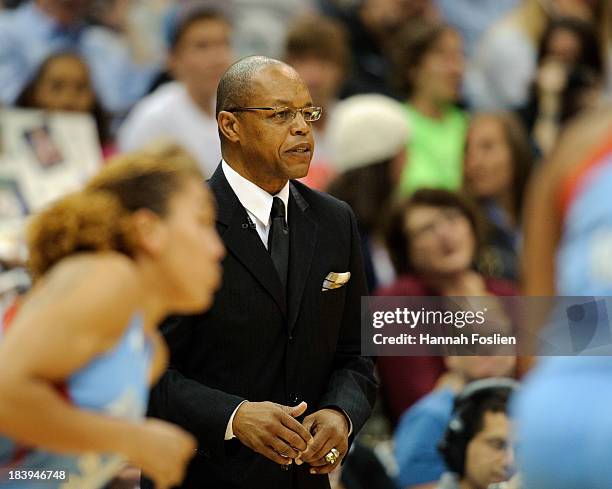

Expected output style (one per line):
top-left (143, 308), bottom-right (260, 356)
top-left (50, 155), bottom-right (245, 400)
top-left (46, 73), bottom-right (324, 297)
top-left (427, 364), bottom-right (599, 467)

top-left (221, 160), bottom-right (290, 227)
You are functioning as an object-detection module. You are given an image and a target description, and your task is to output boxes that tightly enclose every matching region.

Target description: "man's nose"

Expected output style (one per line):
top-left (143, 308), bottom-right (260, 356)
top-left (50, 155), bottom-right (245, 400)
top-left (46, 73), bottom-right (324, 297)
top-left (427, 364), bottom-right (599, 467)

top-left (290, 111), bottom-right (311, 135)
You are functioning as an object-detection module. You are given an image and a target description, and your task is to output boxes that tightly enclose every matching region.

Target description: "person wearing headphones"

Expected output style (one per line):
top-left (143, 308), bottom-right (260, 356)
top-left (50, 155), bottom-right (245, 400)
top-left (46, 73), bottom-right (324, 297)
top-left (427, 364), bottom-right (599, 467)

top-left (437, 378), bottom-right (518, 489)
top-left (393, 357), bottom-right (516, 489)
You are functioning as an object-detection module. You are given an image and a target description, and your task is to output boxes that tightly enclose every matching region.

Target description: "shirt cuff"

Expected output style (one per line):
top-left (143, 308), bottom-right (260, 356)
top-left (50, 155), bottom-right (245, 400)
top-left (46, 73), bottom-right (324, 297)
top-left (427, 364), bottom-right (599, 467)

top-left (340, 408), bottom-right (353, 436)
top-left (224, 400), bottom-right (248, 440)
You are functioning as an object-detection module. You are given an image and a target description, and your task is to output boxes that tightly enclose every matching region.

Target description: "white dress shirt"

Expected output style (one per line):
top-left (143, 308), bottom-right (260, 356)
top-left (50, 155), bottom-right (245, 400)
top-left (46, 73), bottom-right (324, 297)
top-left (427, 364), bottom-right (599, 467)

top-left (221, 160), bottom-right (289, 249)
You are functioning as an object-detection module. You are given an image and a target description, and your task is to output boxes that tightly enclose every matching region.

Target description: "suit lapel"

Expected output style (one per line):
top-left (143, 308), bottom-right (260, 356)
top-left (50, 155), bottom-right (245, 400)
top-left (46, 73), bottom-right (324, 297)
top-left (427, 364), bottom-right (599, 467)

top-left (287, 183), bottom-right (318, 335)
top-left (209, 164), bottom-right (287, 316)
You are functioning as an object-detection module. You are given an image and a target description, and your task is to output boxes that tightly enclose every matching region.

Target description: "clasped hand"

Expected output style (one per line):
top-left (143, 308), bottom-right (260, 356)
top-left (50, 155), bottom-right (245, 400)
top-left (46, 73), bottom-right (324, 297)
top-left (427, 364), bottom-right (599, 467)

top-left (232, 401), bottom-right (349, 473)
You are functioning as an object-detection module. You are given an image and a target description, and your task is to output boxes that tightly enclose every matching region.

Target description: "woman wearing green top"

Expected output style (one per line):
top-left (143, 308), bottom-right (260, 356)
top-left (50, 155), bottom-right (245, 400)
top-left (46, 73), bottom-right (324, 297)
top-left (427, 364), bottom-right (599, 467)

top-left (393, 20), bottom-right (468, 195)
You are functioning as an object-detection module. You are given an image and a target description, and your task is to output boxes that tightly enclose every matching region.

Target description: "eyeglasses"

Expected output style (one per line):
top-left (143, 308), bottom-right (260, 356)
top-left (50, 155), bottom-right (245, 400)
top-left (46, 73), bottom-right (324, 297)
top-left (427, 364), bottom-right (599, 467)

top-left (227, 106), bottom-right (323, 123)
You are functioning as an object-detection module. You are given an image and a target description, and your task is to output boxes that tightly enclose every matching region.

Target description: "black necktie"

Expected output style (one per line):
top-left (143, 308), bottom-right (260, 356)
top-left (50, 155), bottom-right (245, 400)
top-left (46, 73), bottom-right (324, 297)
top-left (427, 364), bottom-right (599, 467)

top-left (268, 196), bottom-right (289, 290)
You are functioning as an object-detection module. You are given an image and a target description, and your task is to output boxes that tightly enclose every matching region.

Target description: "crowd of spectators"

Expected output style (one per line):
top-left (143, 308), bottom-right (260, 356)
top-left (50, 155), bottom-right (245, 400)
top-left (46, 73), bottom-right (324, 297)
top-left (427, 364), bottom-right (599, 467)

top-left (1, 1), bottom-right (611, 488)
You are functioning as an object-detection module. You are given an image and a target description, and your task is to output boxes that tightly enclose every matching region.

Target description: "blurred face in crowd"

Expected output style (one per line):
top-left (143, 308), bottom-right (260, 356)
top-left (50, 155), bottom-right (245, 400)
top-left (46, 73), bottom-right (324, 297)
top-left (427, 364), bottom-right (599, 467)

top-left (31, 55), bottom-right (96, 113)
top-left (544, 26), bottom-right (583, 65)
top-left (36, 0), bottom-right (92, 25)
top-left (286, 55), bottom-right (345, 108)
top-left (149, 178), bottom-right (224, 313)
top-left (404, 204), bottom-right (475, 276)
top-left (446, 356), bottom-right (516, 381)
top-left (463, 411), bottom-right (514, 489)
top-left (397, 0), bottom-right (437, 19)
top-left (412, 29), bottom-right (464, 105)
top-left (170, 16), bottom-right (233, 103)
top-left (361, 0), bottom-right (435, 34)
top-left (227, 65), bottom-right (315, 193)
top-left (464, 115), bottom-right (513, 200)
top-left (549, 0), bottom-right (597, 21)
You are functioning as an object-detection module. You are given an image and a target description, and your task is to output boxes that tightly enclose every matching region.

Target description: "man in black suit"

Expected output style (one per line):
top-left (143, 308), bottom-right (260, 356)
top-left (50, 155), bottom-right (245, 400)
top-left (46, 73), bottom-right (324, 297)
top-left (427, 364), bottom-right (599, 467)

top-left (148, 55), bottom-right (377, 489)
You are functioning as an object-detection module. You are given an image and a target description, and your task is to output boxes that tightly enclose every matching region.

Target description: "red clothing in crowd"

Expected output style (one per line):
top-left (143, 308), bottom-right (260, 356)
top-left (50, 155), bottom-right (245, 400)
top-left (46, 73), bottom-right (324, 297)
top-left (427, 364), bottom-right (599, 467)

top-left (374, 274), bottom-right (516, 425)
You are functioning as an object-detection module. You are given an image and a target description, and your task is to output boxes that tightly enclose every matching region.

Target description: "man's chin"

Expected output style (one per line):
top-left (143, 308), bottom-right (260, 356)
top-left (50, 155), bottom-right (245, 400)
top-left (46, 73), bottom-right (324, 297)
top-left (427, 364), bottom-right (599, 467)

top-left (287, 163), bottom-right (311, 180)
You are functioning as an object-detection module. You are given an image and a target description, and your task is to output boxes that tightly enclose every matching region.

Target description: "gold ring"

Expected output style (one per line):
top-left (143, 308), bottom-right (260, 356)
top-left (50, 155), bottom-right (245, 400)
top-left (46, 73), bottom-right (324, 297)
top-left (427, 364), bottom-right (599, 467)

top-left (324, 447), bottom-right (340, 465)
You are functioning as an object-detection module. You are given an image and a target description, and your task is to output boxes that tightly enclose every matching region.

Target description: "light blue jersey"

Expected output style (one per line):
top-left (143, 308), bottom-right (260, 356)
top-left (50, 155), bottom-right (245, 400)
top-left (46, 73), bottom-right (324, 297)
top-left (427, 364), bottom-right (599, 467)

top-left (514, 134), bottom-right (612, 489)
top-left (0, 314), bottom-right (152, 489)
top-left (557, 150), bottom-right (612, 295)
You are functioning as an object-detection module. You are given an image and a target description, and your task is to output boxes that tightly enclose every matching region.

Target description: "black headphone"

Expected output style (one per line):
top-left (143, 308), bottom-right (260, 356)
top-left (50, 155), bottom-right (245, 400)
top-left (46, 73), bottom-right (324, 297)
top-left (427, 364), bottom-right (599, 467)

top-left (438, 378), bottom-right (519, 476)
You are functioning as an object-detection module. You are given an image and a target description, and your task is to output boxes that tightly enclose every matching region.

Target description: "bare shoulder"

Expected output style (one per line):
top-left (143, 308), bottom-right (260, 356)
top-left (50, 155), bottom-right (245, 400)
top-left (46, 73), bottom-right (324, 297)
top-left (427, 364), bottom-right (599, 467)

top-left (3, 253), bottom-right (144, 380)
top-left (33, 253), bottom-right (140, 307)
top-left (51, 251), bottom-right (137, 277)
top-left (19, 252), bottom-right (142, 343)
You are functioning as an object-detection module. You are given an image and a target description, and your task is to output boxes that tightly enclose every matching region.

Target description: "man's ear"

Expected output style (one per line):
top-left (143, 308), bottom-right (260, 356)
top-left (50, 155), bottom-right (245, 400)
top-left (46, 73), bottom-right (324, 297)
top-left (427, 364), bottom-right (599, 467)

top-left (218, 111), bottom-right (241, 144)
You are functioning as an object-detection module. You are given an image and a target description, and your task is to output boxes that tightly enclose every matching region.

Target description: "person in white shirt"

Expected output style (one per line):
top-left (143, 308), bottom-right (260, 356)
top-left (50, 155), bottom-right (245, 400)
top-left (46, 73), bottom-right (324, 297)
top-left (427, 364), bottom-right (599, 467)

top-left (118, 4), bottom-right (233, 177)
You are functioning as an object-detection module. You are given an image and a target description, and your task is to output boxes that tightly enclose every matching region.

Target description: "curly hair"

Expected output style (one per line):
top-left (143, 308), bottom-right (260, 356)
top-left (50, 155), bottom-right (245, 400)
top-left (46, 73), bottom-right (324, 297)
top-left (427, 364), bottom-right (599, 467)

top-left (27, 144), bottom-right (203, 280)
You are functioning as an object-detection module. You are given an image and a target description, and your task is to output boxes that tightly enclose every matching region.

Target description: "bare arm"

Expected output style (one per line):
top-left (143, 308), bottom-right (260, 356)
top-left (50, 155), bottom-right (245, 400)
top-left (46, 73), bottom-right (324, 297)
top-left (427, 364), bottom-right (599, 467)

top-left (0, 253), bottom-right (149, 456)
top-left (521, 160), bottom-right (561, 296)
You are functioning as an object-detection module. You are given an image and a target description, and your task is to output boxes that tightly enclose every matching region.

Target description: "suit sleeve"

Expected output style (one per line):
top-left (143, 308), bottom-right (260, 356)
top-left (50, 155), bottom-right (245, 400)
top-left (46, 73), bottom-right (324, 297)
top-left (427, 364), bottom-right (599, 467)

top-left (317, 203), bottom-right (378, 441)
top-left (148, 315), bottom-right (245, 461)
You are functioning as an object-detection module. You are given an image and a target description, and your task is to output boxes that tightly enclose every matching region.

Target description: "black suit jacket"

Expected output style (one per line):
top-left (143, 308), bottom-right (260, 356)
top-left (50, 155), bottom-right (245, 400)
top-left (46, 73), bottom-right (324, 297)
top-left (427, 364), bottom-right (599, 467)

top-left (147, 164), bottom-right (378, 489)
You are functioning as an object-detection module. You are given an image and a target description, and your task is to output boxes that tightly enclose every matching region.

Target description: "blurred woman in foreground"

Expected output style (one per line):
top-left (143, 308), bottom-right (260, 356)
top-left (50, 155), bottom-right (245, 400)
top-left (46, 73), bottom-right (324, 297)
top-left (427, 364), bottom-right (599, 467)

top-left (0, 145), bottom-right (225, 489)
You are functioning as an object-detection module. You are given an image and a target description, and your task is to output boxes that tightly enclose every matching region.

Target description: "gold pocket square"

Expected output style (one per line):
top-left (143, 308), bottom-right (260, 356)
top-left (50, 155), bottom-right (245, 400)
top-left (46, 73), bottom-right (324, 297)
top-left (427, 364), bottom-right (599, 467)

top-left (322, 272), bottom-right (351, 291)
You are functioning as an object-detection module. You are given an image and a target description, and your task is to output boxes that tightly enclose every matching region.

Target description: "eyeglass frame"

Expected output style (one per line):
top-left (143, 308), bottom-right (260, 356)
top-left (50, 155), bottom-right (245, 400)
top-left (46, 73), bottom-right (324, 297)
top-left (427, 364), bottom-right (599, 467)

top-left (226, 106), bottom-right (323, 123)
